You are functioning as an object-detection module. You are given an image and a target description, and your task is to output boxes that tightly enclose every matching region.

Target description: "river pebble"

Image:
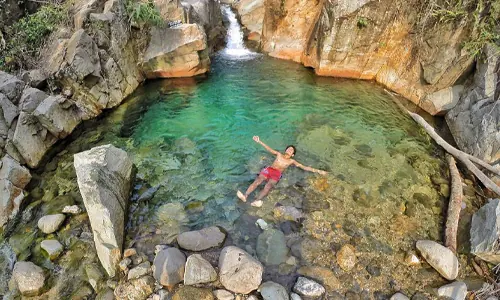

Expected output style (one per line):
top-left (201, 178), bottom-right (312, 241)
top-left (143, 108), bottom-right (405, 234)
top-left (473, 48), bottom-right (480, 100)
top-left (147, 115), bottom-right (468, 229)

top-left (37, 214), bottom-right (65, 234)
top-left (416, 240), bottom-right (459, 280)
top-left (437, 281), bottom-right (467, 300)
top-left (293, 277), bottom-right (325, 298)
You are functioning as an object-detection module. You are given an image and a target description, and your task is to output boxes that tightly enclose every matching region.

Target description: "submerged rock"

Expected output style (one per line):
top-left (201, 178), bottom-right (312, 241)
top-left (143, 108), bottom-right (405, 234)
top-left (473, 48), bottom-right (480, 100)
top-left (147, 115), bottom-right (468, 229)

top-left (470, 199), bottom-right (500, 264)
top-left (128, 261), bottom-right (152, 280)
top-left (337, 244), bottom-right (357, 271)
top-left (153, 247), bottom-right (186, 287)
top-left (74, 144), bottom-right (133, 277)
top-left (219, 246), bottom-right (263, 294)
top-left (177, 226), bottom-right (226, 251)
top-left (416, 240), bottom-right (459, 280)
top-left (258, 281), bottom-right (289, 300)
top-left (293, 277), bottom-right (325, 298)
top-left (390, 293), bottom-right (410, 300)
top-left (256, 228), bottom-right (288, 266)
top-left (12, 261), bottom-right (46, 296)
top-left (437, 281), bottom-right (467, 300)
top-left (172, 286), bottom-right (214, 300)
top-left (37, 214), bottom-right (66, 234)
top-left (114, 275), bottom-right (155, 300)
top-left (40, 239), bottom-right (63, 260)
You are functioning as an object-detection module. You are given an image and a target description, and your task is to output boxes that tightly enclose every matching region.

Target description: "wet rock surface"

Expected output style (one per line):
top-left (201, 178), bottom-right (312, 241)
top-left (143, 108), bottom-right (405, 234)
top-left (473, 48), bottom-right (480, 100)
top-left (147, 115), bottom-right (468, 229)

top-left (416, 240), bottom-right (459, 280)
top-left (177, 226), bottom-right (226, 251)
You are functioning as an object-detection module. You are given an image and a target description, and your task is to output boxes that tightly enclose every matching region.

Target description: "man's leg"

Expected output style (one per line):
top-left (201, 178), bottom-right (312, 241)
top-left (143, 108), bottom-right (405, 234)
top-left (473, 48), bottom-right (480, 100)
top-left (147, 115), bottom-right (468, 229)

top-left (251, 179), bottom-right (277, 207)
top-left (237, 175), bottom-right (266, 202)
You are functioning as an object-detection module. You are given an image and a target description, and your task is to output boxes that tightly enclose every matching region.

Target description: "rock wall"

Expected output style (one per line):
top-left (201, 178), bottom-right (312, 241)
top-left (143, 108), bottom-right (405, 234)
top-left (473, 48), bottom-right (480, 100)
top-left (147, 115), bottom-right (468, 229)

top-left (0, 0), bottom-right (225, 231)
top-left (234, 0), bottom-right (499, 163)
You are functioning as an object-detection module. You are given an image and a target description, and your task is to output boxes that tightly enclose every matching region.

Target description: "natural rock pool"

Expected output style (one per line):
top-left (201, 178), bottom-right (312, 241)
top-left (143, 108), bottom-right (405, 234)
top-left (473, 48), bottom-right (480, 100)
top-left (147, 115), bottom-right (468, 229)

top-left (11, 50), bottom-right (468, 296)
top-left (1, 7), bottom-right (483, 298)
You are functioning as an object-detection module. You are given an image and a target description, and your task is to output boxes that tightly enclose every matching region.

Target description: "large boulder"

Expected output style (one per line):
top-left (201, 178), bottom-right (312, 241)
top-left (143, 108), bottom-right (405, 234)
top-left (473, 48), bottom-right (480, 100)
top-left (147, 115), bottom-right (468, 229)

top-left (184, 254), bottom-right (217, 285)
top-left (12, 112), bottom-right (58, 168)
top-left (19, 88), bottom-right (48, 113)
top-left (234, 0), bottom-right (264, 43)
top-left (34, 95), bottom-right (82, 139)
top-left (141, 24), bottom-right (209, 78)
top-left (0, 179), bottom-right (24, 228)
top-left (219, 246), bottom-right (263, 294)
top-left (416, 240), bottom-right (459, 280)
top-left (471, 199), bottom-right (500, 264)
top-left (12, 261), bottom-right (46, 296)
top-left (446, 44), bottom-right (500, 163)
top-left (0, 71), bottom-right (25, 104)
top-left (0, 93), bottom-right (19, 128)
top-left (74, 144), bottom-right (133, 277)
top-left (177, 226), bottom-right (226, 251)
top-left (421, 85), bottom-right (464, 116)
top-left (0, 155), bottom-right (31, 228)
top-left (256, 228), bottom-right (288, 266)
top-left (153, 247), bottom-right (186, 287)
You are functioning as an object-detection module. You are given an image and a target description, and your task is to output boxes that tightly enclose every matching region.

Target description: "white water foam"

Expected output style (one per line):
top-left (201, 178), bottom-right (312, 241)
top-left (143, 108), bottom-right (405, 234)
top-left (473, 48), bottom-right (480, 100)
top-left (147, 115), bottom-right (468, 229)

top-left (221, 6), bottom-right (259, 60)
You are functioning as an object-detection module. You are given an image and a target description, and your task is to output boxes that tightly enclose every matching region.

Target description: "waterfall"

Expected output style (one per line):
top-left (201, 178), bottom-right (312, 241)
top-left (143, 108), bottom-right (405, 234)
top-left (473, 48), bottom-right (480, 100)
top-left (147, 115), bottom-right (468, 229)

top-left (221, 5), bottom-right (257, 59)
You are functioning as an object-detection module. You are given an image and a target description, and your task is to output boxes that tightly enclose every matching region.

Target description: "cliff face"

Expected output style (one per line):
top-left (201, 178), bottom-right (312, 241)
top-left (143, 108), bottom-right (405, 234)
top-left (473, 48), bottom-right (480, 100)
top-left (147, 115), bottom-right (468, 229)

top-left (235, 0), bottom-right (499, 163)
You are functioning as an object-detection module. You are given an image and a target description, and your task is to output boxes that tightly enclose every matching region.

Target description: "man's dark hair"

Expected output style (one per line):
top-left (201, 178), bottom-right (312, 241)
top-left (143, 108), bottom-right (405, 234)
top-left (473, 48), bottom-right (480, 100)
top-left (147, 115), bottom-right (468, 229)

top-left (285, 145), bottom-right (296, 155)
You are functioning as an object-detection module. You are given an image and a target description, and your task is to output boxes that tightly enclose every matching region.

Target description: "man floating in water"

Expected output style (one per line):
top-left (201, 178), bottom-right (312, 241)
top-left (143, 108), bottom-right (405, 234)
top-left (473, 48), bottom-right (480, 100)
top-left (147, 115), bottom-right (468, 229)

top-left (237, 136), bottom-right (328, 207)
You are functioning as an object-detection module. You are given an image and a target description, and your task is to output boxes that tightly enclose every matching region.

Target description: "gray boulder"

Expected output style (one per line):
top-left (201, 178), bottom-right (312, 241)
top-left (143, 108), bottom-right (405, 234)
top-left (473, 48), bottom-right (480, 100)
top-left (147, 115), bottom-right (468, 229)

top-left (41, 239), bottom-right (64, 260)
top-left (153, 247), bottom-right (186, 287)
top-left (416, 240), bottom-right (459, 280)
top-left (21, 69), bottom-right (48, 89)
top-left (258, 281), bottom-right (289, 300)
top-left (13, 261), bottom-right (46, 296)
top-left (219, 246), bottom-right (263, 294)
top-left (0, 93), bottom-right (19, 127)
top-left (0, 179), bottom-right (24, 228)
top-left (128, 261), bottom-right (151, 280)
top-left (0, 155), bottom-right (31, 188)
top-left (437, 281), bottom-right (467, 300)
top-left (0, 71), bottom-right (25, 104)
top-left (13, 112), bottom-right (58, 168)
top-left (37, 214), bottom-right (66, 234)
top-left (177, 226), bottom-right (226, 251)
top-left (256, 228), bottom-right (288, 266)
top-left (293, 277), bottom-right (325, 298)
top-left (64, 29), bottom-right (102, 81)
top-left (74, 144), bottom-right (133, 277)
top-left (34, 95), bottom-right (82, 139)
top-left (184, 254), bottom-right (217, 285)
top-left (471, 199), bottom-right (500, 264)
top-left (19, 88), bottom-right (48, 113)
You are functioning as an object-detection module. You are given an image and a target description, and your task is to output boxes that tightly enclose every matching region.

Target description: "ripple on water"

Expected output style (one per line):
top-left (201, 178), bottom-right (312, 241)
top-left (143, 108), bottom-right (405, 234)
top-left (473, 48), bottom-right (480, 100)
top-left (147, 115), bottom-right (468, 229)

top-left (13, 54), bottom-right (457, 296)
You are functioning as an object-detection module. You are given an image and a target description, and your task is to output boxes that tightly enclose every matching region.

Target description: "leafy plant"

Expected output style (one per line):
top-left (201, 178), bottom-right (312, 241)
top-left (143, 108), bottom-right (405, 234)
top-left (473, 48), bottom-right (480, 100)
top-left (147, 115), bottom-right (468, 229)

top-left (1, 4), bottom-right (65, 71)
top-left (357, 17), bottom-right (368, 29)
top-left (125, 0), bottom-right (163, 27)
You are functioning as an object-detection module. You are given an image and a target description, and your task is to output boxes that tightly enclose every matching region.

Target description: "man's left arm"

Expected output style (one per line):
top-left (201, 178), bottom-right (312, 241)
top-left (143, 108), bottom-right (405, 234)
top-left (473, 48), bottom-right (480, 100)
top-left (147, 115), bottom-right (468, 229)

top-left (293, 160), bottom-right (327, 175)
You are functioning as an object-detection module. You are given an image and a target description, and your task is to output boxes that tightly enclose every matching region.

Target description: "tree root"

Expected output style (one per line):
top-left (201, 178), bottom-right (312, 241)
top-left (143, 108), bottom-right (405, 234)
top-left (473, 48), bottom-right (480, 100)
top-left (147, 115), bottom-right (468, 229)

top-left (444, 154), bottom-right (463, 253)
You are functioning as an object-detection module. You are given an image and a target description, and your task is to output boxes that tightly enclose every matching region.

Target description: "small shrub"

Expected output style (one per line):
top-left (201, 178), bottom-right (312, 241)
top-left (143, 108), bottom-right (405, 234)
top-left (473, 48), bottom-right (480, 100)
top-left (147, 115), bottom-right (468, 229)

top-left (357, 17), bottom-right (368, 29)
top-left (125, 0), bottom-right (163, 27)
top-left (1, 4), bottom-right (65, 71)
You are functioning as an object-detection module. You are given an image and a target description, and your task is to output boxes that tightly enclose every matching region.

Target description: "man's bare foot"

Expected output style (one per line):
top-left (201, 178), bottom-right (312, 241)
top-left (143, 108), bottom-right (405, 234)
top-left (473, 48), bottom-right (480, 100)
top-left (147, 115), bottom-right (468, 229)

top-left (251, 200), bottom-right (263, 207)
top-left (237, 190), bottom-right (247, 202)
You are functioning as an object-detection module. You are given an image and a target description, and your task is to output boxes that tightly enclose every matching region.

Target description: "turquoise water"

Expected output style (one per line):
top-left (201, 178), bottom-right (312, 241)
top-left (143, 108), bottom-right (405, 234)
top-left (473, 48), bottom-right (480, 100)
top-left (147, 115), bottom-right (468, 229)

top-left (13, 53), bottom-right (455, 296)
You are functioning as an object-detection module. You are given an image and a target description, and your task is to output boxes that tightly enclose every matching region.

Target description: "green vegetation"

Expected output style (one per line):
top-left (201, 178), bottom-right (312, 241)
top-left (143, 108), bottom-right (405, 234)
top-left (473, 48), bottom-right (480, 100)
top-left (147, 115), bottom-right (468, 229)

top-left (431, 0), bottom-right (500, 58)
top-left (357, 17), bottom-right (368, 29)
top-left (125, 0), bottom-right (163, 27)
top-left (0, 4), bottom-right (66, 71)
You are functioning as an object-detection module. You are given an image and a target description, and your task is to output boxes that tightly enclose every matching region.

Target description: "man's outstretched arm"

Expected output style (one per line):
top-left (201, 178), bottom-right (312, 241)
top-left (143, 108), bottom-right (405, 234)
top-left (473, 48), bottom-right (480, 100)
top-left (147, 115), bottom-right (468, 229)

top-left (253, 136), bottom-right (279, 155)
top-left (293, 160), bottom-right (328, 175)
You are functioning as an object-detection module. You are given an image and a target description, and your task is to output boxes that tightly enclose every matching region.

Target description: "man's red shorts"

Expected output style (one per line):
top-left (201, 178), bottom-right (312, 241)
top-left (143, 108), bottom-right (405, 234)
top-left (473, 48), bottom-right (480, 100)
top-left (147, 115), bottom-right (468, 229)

top-left (260, 167), bottom-right (282, 182)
